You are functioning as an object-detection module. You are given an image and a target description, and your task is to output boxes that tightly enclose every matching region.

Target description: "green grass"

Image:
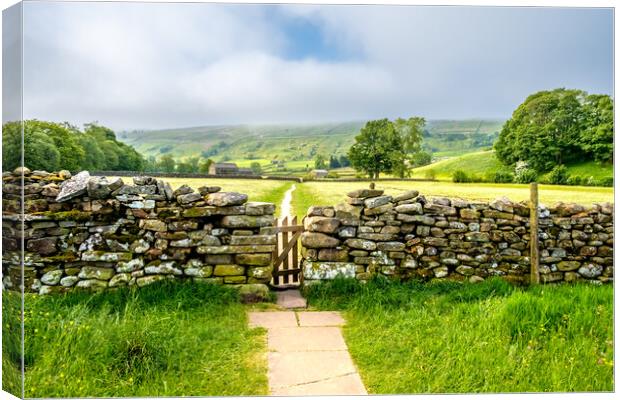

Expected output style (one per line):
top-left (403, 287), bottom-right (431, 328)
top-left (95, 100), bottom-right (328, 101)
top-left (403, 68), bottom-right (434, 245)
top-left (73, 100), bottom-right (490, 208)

top-left (304, 277), bottom-right (613, 393)
top-left (291, 181), bottom-right (613, 218)
top-left (411, 151), bottom-right (613, 183)
top-left (564, 160), bottom-right (614, 180)
top-left (291, 182), bottom-right (319, 220)
top-left (11, 281), bottom-right (268, 397)
top-left (2, 291), bottom-right (23, 398)
top-left (411, 150), bottom-right (508, 179)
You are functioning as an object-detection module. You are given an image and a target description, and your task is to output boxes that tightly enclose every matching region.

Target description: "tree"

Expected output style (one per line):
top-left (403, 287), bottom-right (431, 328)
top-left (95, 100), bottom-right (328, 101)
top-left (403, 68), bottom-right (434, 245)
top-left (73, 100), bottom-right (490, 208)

top-left (1, 119), bottom-right (145, 172)
top-left (199, 158), bottom-right (213, 174)
top-left (580, 94), bottom-right (613, 163)
top-left (393, 117), bottom-right (425, 154)
top-left (158, 154), bottom-right (176, 172)
top-left (186, 157), bottom-right (200, 173)
top-left (314, 154), bottom-right (327, 170)
top-left (250, 162), bottom-right (262, 174)
top-left (329, 155), bottom-right (341, 169)
top-left (409, 151), bottom-right (432, 167)
top-left (348, 119), bottom-right (401, 179)
top-left (494, 88), bottom-right (604, 172)
top-left (338, 155), bottom-right (350, 167)
top-left (348, 117), bottom-right (427, 179)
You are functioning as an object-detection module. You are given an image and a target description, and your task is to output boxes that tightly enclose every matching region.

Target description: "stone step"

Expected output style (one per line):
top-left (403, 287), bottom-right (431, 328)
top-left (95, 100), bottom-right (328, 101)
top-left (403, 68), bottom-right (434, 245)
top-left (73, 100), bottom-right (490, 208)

top-left (276, 289), bottom-right (307, 309)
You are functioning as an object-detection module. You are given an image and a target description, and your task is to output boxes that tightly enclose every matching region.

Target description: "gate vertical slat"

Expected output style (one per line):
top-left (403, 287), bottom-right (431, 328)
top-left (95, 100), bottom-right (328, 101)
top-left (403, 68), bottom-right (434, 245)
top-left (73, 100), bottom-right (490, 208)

top-left (292, 216), bottom-right (299, 283)
top-left (282, 216), bottom-right (290, 284)
top-left (272, 219), bottom-right (280, 286)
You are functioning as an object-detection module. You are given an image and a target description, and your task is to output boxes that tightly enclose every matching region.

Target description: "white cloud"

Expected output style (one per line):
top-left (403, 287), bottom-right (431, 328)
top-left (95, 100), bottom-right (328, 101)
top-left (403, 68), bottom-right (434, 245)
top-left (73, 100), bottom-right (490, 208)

top-left (15, 2), bottom-right (613, 130)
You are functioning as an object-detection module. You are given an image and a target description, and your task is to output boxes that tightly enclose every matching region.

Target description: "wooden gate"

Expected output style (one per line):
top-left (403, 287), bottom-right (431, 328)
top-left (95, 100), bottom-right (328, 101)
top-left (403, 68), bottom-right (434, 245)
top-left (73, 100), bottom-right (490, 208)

top-left (271, 216), bottom-right (304, 287)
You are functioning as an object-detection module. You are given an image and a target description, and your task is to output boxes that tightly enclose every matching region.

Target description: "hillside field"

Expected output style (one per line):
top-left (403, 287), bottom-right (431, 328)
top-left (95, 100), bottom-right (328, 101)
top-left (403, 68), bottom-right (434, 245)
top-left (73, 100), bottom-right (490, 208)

top-left (410, 151), bottom-right (613, 182)
top-left (118, 120), bottom-right (503, 170)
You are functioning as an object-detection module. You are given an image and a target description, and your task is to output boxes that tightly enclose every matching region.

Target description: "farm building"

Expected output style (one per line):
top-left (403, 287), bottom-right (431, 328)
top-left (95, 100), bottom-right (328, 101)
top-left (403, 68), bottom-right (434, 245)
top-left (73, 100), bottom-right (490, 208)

top-left (208, 162), bottom-right (255, 176)
top-left (310, 169), bottom-right (328, 178)
top-left (238, 168), bottom-right (255, 175)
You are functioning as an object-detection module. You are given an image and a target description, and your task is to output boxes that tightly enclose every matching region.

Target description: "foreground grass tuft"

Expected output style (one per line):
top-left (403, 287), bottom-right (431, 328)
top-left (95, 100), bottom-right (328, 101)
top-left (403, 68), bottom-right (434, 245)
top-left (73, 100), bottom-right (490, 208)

top-left (10, 281), bottom-right (268, 398)
top-left (305, 277), bottom-right (613, 393)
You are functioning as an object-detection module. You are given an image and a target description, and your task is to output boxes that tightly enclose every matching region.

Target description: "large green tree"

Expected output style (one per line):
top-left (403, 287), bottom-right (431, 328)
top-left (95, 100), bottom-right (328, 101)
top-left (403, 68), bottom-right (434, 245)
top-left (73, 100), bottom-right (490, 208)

top-left (580, 94), bottom-right (613, 163)
top-left (348, 117), bottom-right (426, 179)
top-left (348, 119), bottom-right (401, 179)
top-left (495, 89), bottom-right (613, 172)
top-left (2, 120), bottom-right (145, 172)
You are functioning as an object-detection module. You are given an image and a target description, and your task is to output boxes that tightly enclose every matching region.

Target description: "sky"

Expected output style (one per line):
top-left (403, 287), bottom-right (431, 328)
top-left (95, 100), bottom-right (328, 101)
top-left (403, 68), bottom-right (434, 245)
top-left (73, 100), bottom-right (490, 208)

top-left (2, 2), bottom-right (614, 130)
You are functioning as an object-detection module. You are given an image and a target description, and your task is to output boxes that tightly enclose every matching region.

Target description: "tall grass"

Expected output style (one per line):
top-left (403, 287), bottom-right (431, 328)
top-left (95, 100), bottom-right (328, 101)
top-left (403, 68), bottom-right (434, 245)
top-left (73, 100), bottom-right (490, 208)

top-left (16, 281), bottom-right (267, 397)
top-left (2, 290), bottom-right (23, 397)
top-left (304, 277), bottom-right (613, 393)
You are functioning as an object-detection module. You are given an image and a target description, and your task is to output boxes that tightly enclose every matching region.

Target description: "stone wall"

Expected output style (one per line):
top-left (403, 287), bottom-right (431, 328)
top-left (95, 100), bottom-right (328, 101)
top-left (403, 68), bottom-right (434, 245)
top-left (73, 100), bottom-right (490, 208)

top-left (2, 168), bottom-right (277, 296)
top-left (300, 188), bottom-right (614, 285)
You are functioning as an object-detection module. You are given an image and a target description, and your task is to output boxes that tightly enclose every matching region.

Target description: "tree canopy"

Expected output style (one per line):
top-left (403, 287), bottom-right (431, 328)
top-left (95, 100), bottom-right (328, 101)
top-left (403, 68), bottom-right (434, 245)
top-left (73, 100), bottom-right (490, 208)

top-left (348, 117), bottom-right (426, 179)
top-left (494, 89), bottom-right (613, 172)
top-left (2, 120), bottom-right (145, 172)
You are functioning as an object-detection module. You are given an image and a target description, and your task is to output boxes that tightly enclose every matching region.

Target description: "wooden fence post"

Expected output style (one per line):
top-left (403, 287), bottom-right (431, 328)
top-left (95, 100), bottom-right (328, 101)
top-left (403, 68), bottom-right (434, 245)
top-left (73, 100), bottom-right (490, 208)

top-left (530, 182), bottom-right (540, 285)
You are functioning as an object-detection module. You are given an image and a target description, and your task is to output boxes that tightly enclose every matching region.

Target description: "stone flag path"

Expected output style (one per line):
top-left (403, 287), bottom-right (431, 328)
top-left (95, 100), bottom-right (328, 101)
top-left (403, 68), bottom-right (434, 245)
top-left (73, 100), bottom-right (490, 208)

top-left (248, 311), bottom-right (368, 396)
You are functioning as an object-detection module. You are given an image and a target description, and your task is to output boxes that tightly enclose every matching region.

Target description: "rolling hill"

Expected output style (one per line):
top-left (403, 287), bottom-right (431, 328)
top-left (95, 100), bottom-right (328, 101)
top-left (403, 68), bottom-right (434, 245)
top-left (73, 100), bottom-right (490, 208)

top-left (409, 150), bottom-right (613, 183)
top-left (117, 119), bottom-right (504, 168)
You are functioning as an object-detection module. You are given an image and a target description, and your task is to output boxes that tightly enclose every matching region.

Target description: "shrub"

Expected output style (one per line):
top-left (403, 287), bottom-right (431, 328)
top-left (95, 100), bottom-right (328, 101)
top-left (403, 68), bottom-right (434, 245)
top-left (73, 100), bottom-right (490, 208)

top-left (599, 176), bottom-right (613, 187)
top-left (452, 170), bottom-right (470, 183)
top-left (515, 168), bottom-right (538, 184)
top-left (424, 169), bottom-right (437, 180)
top-left (566, 175), bottom-right (584, 186)
top-left (548, 165), bottom-right (569, 185)
top-left (584, 176), bottom-right (597, 186)
top-left (326, 171), bottom-right (340, 179)
top-left (493, 170), bottom-right (514, 183)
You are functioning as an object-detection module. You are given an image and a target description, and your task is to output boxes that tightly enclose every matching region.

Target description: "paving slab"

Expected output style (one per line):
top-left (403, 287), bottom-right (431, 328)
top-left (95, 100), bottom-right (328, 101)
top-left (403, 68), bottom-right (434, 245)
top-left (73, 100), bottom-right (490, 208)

top-left (248, 309), bottom-right (367, 395)
top-left (297, 311), bottom-right (345, 327)
top-left (268, 350), bottom-right (357, 389)
top-left (248, 311), bottom-right (298, 329)
top-left (268, 327), bottom-right (347, 352)
top-left (276, 290), bottom-right (307, 309)
top-left (271, 373), bottom-right (368, 396)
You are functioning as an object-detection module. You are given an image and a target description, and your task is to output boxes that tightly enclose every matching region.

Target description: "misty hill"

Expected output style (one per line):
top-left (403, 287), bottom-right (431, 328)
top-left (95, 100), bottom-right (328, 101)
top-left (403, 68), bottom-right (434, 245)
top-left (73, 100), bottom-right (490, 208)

top-left (117, 119), bottom-right (504, 163)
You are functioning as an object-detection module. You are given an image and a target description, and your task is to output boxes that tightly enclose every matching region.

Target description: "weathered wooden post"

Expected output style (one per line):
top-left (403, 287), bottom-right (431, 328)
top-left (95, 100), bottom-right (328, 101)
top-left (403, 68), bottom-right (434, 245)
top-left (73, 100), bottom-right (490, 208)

top-left (529, 182), bottom-right (540, 284)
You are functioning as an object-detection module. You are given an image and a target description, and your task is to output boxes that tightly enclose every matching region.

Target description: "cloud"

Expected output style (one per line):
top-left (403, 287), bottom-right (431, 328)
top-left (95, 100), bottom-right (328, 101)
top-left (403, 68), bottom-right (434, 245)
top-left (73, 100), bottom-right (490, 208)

top-left (13, 3), bottom-right (614, 130)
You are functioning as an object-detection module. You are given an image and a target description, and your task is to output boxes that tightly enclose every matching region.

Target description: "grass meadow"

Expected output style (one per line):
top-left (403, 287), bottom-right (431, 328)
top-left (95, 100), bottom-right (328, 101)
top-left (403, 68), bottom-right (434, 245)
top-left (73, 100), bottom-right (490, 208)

top-left (3, 282), bottom-right (268, 398)
top-left (291, 180), bottom-right (614, 219)
top-left (111, 175), bottom-right (612, 221)
top-left (409, 151), bottom-right (613, 182)
top-left (304, 277), bottom-right (614, 394)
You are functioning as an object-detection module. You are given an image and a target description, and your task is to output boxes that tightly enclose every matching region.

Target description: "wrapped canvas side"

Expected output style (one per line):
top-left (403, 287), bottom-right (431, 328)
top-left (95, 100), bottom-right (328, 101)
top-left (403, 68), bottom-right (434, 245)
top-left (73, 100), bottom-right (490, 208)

top-left (2, 2), bottom-right (24, 399)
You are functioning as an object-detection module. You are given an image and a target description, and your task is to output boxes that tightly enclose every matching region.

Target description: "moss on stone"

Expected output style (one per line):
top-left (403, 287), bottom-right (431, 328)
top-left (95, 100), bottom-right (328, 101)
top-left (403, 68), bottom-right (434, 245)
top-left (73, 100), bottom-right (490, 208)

top-left (35, 210), bottom-right (92, 222)
top-left (41, 252), bottom-right (79, 262)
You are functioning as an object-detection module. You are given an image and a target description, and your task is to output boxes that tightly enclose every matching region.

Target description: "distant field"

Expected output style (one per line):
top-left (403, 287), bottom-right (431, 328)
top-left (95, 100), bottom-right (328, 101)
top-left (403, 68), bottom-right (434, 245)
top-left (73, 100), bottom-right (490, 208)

top-left (292, 181), bottom-right (613, 218)
top-left (118, 120), bottom-right (502, 166)
top-left (410, 151), bottom-right (507, 179)
top-left (411, 151), bottom-right (613, 182)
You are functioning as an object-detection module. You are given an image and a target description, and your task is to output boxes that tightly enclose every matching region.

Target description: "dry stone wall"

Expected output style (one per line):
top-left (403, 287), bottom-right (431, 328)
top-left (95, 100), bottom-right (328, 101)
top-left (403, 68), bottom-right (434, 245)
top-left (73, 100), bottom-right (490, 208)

top-left (300, 188), bottom-right (614, 285)
top-left (2, 168), bottom-right (276, 297)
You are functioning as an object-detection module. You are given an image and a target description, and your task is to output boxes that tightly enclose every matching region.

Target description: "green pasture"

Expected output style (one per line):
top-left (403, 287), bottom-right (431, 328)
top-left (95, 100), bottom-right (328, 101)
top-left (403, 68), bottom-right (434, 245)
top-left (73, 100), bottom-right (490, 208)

top-left (3, 282), bottom-right (268, 398)
top-left (292, 180), bottom-right (613, 219)
top-left (304, 277), bottom-right (614, 393)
